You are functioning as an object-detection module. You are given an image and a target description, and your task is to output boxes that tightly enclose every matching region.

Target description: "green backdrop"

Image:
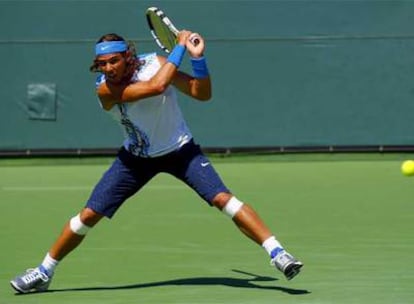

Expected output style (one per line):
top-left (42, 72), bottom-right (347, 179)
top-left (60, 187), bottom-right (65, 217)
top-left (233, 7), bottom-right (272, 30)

top-left (1, 0), bottom-right (414, 151)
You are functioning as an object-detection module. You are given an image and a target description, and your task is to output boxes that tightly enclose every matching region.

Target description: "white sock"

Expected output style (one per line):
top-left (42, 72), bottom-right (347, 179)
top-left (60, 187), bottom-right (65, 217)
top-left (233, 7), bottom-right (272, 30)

top-left (40, 253), bottom-right (59, 276)
top-left (262, 236), bottom-right (283, 258)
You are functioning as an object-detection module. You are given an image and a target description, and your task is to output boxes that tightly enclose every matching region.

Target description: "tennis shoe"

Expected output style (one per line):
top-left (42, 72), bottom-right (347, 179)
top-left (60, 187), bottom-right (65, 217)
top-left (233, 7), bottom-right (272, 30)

top-left (271, 250), bottom-right (303, 280)
top-left (10, 267), bottom-right (52, 294)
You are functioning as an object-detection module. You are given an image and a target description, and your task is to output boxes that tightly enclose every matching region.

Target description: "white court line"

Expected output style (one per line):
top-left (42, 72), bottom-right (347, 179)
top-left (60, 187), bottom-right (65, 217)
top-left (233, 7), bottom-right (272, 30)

top-left (1, 186), bottom-right (90, 191)
top-left (0, 185), bottom-right (186, 191)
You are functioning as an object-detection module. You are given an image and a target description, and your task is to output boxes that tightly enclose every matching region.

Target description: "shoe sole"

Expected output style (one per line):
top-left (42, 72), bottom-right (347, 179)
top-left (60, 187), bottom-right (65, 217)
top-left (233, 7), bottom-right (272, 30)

top-left (284, 262), bottom-right (303, 280)
top-left (10, 281), bottom-right (28, 294)
top-left (10, 280), bottom-right (50, 294)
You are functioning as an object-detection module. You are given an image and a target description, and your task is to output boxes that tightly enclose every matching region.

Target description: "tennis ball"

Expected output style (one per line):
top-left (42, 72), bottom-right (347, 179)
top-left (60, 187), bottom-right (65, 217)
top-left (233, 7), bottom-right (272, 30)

top-left (401, 160), bottom-right (414, 176)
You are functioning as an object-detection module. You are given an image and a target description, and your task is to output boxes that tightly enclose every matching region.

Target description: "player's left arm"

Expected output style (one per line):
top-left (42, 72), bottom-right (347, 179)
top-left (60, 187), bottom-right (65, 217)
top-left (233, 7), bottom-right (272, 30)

top-left (172, 70), bottom-right (211, 101)
top-left (171, 33), bottom-right (212, 102)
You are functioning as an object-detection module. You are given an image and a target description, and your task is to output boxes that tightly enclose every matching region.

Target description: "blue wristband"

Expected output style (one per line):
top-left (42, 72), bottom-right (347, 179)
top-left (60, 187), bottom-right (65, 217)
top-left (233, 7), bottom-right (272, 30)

top-left (190, 56), bottom-right (209, 78)
top-left (167, 44), bottom-right (186, 67)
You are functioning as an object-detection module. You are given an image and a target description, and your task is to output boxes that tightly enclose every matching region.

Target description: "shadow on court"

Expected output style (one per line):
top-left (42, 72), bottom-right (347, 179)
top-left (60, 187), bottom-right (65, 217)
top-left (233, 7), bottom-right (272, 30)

top-left (16, 269), bottom-right (310, 296)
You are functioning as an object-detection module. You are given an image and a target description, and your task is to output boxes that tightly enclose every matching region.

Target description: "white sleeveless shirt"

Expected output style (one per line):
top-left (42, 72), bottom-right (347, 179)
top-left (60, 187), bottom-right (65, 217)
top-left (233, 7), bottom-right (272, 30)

top-left (96, 52), bottom-right (193, 157)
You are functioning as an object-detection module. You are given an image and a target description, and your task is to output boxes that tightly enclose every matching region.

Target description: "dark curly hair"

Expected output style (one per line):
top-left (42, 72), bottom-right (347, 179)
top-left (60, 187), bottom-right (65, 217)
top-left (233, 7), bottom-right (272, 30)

top-left (89, 33), bottom-right (141, 73)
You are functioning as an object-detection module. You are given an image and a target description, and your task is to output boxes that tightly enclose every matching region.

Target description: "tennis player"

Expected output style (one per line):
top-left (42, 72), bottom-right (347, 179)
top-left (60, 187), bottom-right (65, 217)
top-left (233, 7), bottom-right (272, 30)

top-left (10, 30), bottom-right (302, 293)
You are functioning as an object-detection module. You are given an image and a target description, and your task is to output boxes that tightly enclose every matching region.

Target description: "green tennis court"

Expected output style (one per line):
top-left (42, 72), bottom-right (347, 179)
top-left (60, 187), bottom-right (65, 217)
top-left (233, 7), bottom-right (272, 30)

top-left (1, 154), bottom-right (413, 304)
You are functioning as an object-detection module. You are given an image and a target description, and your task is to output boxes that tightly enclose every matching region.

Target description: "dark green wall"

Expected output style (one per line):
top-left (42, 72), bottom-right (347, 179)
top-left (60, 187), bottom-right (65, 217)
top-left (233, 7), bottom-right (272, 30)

top-left (2, 0), bottom-right (414, 150)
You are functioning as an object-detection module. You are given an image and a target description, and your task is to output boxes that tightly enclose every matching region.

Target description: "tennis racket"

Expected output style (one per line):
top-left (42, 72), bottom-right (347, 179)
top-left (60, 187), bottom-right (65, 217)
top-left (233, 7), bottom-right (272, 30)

top-left (146, 7), bottom-right (199, 53)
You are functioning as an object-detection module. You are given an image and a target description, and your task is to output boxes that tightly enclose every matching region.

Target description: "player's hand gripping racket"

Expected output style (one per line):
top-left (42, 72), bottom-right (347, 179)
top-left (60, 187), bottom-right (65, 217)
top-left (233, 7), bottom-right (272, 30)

top-left (146, 7), bottom-right (199, 53)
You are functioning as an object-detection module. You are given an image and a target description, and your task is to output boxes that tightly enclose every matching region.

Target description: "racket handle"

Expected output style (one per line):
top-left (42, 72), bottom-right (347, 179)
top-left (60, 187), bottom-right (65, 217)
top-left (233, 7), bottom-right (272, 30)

top-left (190, 36), bottom-right (200, 46)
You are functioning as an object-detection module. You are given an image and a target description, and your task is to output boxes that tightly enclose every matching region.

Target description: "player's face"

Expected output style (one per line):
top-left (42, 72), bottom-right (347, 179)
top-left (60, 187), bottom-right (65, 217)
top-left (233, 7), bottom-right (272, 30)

top-left (96, 53), bottom-right (127, 83)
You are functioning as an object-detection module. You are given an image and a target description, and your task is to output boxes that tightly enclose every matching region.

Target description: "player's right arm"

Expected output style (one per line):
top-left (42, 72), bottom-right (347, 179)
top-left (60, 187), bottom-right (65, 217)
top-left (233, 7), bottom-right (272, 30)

top-left (97, 31), bottom-right (190, 111)
top-left (97, 62), bottom-right (176, 110)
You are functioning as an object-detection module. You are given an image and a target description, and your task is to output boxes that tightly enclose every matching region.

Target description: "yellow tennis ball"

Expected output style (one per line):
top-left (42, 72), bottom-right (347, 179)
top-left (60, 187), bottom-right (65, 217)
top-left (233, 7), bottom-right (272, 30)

top-left (401, 160), bottom-right (414, 176)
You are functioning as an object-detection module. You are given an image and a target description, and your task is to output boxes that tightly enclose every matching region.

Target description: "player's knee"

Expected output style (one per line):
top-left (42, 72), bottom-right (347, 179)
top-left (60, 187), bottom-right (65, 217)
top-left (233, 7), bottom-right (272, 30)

top-left (221, 196), bottom-right (244, 218)
top-left (69, 214), bottom-right (91, 235)
top-left (211, 192), bottom-right (232, 208)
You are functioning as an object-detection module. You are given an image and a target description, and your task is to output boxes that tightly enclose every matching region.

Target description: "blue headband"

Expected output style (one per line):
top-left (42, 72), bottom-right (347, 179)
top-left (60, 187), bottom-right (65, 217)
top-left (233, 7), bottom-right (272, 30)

top-left (95, 41), bottom-right (128, 55)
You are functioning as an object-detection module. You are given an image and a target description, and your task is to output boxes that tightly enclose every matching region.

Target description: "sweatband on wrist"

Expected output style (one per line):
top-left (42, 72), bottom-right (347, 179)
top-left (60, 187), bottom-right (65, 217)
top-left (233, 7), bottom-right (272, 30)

top-left (167, 44), bottom-right (186, 67)
top-left (190, 56), bottom-right (209, 78)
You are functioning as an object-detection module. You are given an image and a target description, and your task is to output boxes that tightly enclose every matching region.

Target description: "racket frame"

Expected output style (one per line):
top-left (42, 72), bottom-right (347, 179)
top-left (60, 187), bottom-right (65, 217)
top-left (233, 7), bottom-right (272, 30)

top-left (146, 7), bottom-right (180, 53)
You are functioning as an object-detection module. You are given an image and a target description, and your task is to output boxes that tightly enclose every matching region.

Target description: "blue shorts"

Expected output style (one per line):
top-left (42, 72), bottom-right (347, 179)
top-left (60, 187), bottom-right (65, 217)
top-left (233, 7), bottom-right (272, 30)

top-left (86, 140), bottom-right (230, 218)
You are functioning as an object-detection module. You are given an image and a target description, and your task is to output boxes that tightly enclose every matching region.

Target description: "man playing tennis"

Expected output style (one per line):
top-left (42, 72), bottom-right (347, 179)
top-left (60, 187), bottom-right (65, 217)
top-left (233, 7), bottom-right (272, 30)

top-left (10, 29), bottom-right (302, 293)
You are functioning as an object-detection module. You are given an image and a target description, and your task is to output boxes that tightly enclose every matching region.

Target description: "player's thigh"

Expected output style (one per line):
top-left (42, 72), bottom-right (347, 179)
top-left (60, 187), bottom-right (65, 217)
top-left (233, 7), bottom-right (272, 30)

top-left (178, 149), bottom-right (230, 204)
top-left (86, 156), bottom-right (155, 217)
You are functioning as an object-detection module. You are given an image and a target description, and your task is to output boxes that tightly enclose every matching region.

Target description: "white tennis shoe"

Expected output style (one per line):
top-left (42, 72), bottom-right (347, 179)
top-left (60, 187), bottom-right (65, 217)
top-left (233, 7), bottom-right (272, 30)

top-left (271, 250), bottom-right (303, 280)
top-left (10, 267), bottom-right (52, 293)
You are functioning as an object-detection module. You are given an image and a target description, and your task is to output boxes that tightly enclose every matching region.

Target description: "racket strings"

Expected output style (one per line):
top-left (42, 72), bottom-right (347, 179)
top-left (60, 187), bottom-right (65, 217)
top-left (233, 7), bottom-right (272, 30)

top-left (147, 11), bottom-right (177, 53)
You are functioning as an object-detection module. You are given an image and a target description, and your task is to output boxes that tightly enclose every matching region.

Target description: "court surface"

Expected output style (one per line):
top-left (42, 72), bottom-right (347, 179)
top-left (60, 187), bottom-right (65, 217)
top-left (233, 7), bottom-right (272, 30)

top-left (1, 154), bottom-right (413, 304)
